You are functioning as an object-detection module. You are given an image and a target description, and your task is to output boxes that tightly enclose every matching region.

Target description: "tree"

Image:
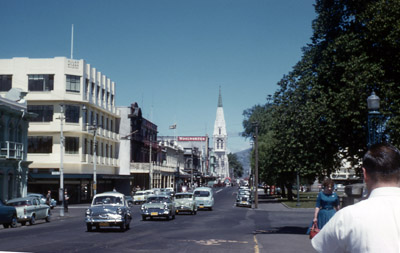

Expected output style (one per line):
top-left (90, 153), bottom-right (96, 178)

top-left (242, 0), bottom-right (400, 197)
top-left (227, 153), bottom-right (244, 178)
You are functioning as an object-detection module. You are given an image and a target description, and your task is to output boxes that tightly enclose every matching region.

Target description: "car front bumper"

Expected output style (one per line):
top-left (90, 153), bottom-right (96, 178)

top-left (141, 208), bottom-right (170, 217)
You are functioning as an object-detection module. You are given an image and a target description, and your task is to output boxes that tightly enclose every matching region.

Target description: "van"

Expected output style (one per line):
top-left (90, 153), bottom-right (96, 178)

top-left (193, 187), bottom-right (214, 211)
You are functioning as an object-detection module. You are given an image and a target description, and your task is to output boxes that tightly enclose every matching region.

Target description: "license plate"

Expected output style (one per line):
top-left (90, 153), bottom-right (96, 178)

top-left (151, 212), bottom-right (158, 216)
top-left (99, 222), bottom-right (109, 226)
top-left (199, 205), bottom-right (204, 208)
top-left (241, 201), bottom-right (247, 204)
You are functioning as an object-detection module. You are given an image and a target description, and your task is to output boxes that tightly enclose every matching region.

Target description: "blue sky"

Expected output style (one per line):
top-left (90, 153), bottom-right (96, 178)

top-left (1, 0), bottom-right (316, 153)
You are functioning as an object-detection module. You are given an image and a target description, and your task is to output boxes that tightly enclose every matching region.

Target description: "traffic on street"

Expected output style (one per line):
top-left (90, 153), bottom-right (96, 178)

top-left (0, 186), bottom-right (315, 253)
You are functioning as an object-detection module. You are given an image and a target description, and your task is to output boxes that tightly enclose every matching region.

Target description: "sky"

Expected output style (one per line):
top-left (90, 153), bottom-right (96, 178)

top-left (1, 0), bottom-right (317, 153)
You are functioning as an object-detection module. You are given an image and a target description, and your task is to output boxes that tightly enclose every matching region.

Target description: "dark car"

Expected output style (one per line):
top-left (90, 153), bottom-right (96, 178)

top-left (0, 198), bottom-right (17, 228)
top-left (85, 192), bottom-right (132, 232)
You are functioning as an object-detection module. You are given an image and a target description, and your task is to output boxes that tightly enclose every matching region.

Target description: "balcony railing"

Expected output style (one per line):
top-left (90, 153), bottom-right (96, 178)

top-left (0, 141), bottom-right (23, 160)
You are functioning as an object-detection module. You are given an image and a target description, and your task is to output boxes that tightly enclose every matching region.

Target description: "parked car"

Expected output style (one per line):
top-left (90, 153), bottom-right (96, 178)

top-left (175, 192), bottom-right (197, 215)
top-left (236, 190), bottom-right (252, 208)
top-left (85, 192), bottom-right (132, 232)
top-left (0, 198), bottom-right (17, 228)
top-left (140, 195), bottom-right (175, 220)
top-left (7, 196), bottom-right (51, 225)
top-left (193, 187), bottom-right (214, 211)
top-left (27, 193), bottom-right (57, 209)
top-left (133, 190), bottom-right (148, 205)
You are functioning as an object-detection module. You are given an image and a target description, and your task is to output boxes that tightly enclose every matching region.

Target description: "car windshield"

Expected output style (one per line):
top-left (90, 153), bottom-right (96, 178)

top-left (194, 191), bottom-right (210, 197)
top-left (176, 194), bottom-right (193, 199)
top-left (93, 196), bottom-right (123, 205)
top-left (147, 196), bottom-right (170, 203)
top-left (239, 190), bottom-right (251, 195)
top-left (8, 200), bottom-right (31, 206)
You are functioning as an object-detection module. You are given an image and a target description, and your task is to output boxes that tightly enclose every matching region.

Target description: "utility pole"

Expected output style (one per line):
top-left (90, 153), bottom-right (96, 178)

top-left (253, 122), bottom-right (259, 209)
top-left (59, 104), bottom-right (65, 217)
top-left (149, 136), bottom-right (153, 189)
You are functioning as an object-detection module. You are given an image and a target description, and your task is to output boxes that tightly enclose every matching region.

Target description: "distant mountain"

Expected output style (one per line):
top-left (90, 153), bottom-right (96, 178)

top-left (234, 148), bottom-right (251, 177)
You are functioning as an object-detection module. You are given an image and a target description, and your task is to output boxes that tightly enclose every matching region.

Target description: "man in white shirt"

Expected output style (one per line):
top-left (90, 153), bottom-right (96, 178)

top-left (312, 143), bottom-right (400, 253)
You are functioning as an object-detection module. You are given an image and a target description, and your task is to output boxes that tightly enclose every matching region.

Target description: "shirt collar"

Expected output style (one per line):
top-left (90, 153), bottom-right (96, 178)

top-left (369, 187), bottom-right (400, 198)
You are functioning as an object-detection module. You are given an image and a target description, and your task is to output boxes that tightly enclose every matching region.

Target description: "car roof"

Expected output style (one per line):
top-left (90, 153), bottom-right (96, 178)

top-left (7, 196), bottom-right (37, 202)
top-left (194, 187), bottom-right (212, 191)
top-left (94, 192), bottom-right (125, 198)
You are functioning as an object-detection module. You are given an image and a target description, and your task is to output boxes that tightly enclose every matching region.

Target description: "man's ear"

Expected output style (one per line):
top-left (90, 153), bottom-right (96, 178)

top-left (363, 167), bottom-right (369, 183)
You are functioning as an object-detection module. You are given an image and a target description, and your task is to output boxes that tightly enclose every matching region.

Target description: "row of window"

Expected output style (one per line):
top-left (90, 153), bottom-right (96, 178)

top-left (27, 105), bottom-right (117, 132)
top-left (0, 75), bottom-right (115, 106)
top-left (28, 136), bottom-right (115, 158)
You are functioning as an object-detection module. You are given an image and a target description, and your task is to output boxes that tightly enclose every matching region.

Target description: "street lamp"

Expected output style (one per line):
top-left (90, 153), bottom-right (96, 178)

top-left (57, 104), bottom-right (65, 217)
top-left (252, 122), bottom-right (259, 209)
top-left (82, 105), bottom-right (100, 196)
top-left (367, 91), bottom-right (383, 148)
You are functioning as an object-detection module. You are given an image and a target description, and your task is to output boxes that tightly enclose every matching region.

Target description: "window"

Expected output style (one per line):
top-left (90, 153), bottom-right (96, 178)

top-left (66, 75), bottom-right (80, 92)
top-left (65, 137), bottom-right (79, 154)
top-left (28, 105), bottom-right (53, 122)
top-left (28, 75), bottom-right (54, 91)
top-left (28, 136), bottom-right (52, 153)
top-left (65, 105), bottom-right (80, 123)
top-left (0, 75), bottom-right (12, 91)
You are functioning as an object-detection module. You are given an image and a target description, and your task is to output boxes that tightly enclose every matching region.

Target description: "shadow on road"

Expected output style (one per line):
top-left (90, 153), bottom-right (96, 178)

top-left (253, 226), bottom-right (308, 235)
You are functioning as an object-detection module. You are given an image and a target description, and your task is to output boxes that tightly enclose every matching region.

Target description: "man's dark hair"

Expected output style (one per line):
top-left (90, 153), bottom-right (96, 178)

top-left (363, 143), bottom-right (400, 182)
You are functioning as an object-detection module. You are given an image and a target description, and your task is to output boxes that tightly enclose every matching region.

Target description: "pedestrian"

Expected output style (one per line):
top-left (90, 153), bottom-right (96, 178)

top-left (312, 178), bottom-right (340, 230)
top-left (312, 143), bottom-right (400, 252)
top-left (46, 190), bottom-right (51, 206)
top-left (64, 190), bottom-right (69, 213)
top-left (46, 190), bottom-right (51, 214)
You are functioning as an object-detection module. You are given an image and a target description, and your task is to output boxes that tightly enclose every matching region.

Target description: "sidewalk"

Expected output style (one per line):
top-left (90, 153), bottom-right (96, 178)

top-left (50, 203), bottom-right (90, 220)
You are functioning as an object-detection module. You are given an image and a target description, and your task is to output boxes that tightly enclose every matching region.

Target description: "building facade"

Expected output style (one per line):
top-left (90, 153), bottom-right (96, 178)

top-left (119, 103), bottom-right (178, 192)
top-left (0, 90), bottom-right (32, 201)
top-left (0, 57), bottom-right (124, 203)
top-left (213, 88), bottom-right (229, 180)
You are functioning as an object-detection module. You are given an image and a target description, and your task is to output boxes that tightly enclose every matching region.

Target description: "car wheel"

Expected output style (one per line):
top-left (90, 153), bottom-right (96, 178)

top-left (3, 223), bottom-right (9, 228)
top-left (10, 216), bottom-right (18, 228)
top-left (45, 215), bottom-right (51, 222)
top-left (209, 207), bottom-right (213, 211)
top-left (193, 210), bottom-right (197, 215)
top-left (21, 221), bottom-right (26, 226)
top-left (29, 215), bottom-right (36, 225)
top-left (142, 215), bottom-right (146, 221)
top-left (86, 224), bottom-right (92, 232)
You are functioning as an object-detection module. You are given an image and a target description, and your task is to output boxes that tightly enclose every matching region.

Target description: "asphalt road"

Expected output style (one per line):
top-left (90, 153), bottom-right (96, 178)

top-left (0, 187), bottom-right (316, 253)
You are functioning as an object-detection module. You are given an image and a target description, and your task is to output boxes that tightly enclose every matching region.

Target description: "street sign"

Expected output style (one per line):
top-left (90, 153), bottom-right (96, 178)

top-left (52, 171), bottom-right (61, 175)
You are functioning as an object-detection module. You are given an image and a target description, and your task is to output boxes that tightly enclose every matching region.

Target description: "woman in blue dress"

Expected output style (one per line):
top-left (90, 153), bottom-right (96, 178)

top-left (313, 178), bottom-right (340, 229)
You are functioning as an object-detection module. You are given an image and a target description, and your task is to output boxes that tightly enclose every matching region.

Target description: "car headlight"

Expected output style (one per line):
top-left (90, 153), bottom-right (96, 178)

top-left (86, 209), bottom-right (92, 215)
top-left (163, 204), bottom-right (168, 210)
top-left (141, 205), bottom-right (146, 211)
top-left (117, 208), bottom-right (123, 215)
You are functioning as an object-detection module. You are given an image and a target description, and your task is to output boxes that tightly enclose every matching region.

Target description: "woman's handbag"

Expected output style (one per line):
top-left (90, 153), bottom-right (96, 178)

top-left (309, 222), bottom-right (320, 239)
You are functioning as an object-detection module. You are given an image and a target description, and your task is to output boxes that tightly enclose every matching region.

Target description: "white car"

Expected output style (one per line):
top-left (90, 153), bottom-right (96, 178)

top-left (7, 196), bottom-right (51, 225)
top-left (193, 187), bottom-right (214, 211)
top-left (133, 191), bottom-right (147, 204)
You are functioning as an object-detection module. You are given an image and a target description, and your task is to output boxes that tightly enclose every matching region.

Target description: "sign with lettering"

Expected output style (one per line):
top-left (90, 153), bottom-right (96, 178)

top-left (67, 59), bottom-right (80, 69)
top-left (178, 136), bottom-right (207, 142)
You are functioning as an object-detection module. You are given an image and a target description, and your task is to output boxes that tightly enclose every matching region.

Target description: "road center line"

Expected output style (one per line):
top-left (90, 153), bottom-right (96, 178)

top-left (253, 235), bottom-right (260, 253)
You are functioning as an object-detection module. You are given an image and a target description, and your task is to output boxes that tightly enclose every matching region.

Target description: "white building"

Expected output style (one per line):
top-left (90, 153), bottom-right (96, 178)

top-left (213, 88), bottom-right (229, 179)
top-left (0, 57), bottom-right (126, 203)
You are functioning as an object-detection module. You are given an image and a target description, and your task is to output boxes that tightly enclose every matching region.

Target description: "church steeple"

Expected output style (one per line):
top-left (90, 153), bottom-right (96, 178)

top-left (218, 86), bottom-right (223, 108)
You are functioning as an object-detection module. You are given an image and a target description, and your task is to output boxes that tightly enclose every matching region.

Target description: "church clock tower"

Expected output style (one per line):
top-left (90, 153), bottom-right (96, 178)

top-left (213, 87), bottom-right (229, 180)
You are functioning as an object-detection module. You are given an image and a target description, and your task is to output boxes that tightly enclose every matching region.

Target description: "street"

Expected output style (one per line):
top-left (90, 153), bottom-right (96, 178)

top-left (0, 187), bottom-right (316, 253)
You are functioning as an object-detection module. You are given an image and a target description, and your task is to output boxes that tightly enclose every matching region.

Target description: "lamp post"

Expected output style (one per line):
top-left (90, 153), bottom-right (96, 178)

top-left (367, 91), bottom-right (383, 148)
top-left (149, 136), bottom-right (153, 189)
top-left (58, 104), bottom-right (65, 217)
top-left (252, 122), bottom-right (259, 209)
top-left (82, 105), bottom-right (99, 196)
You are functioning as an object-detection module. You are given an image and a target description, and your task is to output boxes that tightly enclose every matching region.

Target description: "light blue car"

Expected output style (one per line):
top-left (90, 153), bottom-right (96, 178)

top-left (193, 187), bottom-right (214, 211)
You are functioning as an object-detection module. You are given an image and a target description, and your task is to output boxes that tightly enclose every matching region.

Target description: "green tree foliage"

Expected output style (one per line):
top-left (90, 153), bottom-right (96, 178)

top-left (227, 153), bottom-right (244, 178)
top-left (243, 0), bottom-right (400, 194)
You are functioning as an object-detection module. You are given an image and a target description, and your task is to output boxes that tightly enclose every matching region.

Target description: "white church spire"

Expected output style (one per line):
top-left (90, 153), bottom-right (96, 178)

top-left (213, 87), bottom-right (229, 180)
